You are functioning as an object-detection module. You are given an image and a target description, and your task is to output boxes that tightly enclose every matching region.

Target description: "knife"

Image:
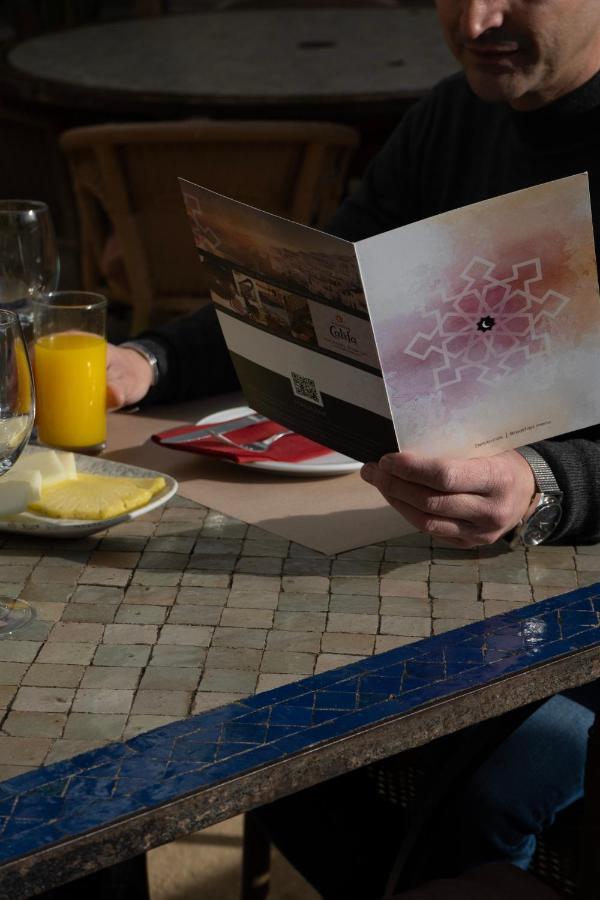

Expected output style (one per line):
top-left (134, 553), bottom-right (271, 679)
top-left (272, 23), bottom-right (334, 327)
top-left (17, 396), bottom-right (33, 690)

top-left (161, 413), bottom-right (268, 444)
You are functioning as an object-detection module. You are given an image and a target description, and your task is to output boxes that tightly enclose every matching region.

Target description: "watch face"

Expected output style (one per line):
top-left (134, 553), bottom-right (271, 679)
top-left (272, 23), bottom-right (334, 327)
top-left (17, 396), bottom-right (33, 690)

top-left (523, 501), bottom-right (562, 546)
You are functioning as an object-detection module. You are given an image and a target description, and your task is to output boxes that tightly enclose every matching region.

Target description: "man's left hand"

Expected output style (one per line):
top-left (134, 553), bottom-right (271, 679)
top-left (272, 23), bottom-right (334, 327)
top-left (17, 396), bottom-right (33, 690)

top-left (361, 450), bottom-right (537, 548)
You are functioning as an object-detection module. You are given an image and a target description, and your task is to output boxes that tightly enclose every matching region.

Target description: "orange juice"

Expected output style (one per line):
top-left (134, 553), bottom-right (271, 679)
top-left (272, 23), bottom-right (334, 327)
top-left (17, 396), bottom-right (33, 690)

top-left (34, 332), bottom-right (107, 450)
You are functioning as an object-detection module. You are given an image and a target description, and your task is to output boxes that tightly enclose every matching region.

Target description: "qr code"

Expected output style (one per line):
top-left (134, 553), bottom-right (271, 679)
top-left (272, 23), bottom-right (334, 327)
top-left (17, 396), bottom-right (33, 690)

top-left (290, 372), bottom-right (323, 406)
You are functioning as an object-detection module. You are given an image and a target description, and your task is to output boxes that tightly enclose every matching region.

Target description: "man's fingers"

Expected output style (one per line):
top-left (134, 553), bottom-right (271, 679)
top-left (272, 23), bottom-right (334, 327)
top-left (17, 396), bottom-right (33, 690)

top-left (380, 476), bottom-right (494, 524)
top-left (106, 380), bottom-right (126, 410)
top-left (378, 451), bottom-right (499, 496)
top-left (376, 491), bottom-right (479, 545)
top-left (361, 463), bottom-right (515, 546)
top-left (362, 463), bottom-right (480, 520)
top-left (362, 465), bottom-right (473, 532)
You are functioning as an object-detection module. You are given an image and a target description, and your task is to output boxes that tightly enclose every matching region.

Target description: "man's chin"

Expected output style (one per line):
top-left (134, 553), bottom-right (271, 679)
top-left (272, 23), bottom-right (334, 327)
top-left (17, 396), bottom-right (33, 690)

top-left (464, 68), bottom-right (528, 105)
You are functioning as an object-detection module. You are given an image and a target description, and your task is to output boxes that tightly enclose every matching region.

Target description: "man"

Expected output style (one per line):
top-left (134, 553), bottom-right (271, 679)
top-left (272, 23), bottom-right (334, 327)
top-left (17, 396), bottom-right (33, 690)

top-left (107, 0), bottom-right (600, 890)
top-left (110, 0), bottom-right (600, 549)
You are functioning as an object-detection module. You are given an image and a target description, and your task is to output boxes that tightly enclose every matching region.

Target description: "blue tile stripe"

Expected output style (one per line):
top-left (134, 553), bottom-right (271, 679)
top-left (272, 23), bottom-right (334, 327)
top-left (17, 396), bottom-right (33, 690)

top-left (0, 583), bottom-right (599, 866)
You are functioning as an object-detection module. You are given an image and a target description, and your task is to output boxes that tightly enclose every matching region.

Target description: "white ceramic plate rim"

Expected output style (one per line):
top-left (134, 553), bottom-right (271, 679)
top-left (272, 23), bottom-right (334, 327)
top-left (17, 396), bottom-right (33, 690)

top-left (0, 447), bottom-right (178, 537)
top-left (196, 406), bottom-right (362, 477)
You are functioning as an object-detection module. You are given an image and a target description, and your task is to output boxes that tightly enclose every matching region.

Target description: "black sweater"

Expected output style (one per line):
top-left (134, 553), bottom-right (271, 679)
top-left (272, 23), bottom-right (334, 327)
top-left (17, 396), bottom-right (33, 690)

top-left (137, 70), bottom-right (600, 544)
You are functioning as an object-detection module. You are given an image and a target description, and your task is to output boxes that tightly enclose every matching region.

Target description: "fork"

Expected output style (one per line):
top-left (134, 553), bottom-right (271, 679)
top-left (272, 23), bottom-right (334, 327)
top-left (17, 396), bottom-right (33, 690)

top-left (207, 429), bottom-right (293, 452)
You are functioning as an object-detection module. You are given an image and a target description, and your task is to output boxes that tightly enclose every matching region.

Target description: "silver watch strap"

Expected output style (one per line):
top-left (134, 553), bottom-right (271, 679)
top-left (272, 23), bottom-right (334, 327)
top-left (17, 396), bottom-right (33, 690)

top-left (120, 341), bottom-right (159, 387)
top-left (515, 446), bottom-right (560, 493)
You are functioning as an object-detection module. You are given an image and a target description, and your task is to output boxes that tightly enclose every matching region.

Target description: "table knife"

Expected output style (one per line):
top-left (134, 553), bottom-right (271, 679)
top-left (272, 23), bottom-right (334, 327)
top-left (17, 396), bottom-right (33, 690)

top-left (161, 414), bottom-right (268, 444)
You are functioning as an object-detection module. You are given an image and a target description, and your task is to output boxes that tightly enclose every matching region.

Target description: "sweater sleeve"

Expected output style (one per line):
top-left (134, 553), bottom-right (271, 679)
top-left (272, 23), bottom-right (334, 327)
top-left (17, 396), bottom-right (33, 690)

top-left (530, 426), bottom-right (600, 544)
top-left (134, 303), bottom-right (240, 406)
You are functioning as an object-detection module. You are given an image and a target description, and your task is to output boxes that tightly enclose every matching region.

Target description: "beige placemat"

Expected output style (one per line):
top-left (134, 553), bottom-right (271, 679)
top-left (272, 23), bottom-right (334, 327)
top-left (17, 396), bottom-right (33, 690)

top-left (104, 395), bottom-right (413, 555)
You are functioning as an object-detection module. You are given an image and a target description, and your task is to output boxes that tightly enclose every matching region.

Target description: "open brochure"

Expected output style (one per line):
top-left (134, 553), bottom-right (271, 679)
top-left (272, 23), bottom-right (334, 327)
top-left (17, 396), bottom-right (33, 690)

top-left (180, 173), bottom-right (600, 463)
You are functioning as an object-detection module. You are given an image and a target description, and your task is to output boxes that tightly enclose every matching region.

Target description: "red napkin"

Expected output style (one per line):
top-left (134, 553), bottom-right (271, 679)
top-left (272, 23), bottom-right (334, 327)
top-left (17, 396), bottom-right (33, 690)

top-left (152, 418), bottom-right (332, 464)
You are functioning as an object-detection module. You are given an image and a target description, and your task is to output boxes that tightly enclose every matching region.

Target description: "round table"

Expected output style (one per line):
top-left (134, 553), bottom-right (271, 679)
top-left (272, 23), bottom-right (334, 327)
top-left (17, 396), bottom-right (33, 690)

top-left (2, 8), bottom-right (457, 121)
top-left (0, 8), bottom-right (457, 285)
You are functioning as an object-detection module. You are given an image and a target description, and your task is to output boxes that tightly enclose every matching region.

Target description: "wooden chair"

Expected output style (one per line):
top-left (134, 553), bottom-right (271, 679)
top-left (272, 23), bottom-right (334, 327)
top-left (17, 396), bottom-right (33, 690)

top-left (59, 119), bottom-right (359, 332)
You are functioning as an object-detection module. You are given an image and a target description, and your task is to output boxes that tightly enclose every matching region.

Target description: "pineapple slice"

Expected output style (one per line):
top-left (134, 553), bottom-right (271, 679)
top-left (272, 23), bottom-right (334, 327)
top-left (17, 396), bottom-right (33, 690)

top-left (29, 473), bottom-right (166, 520)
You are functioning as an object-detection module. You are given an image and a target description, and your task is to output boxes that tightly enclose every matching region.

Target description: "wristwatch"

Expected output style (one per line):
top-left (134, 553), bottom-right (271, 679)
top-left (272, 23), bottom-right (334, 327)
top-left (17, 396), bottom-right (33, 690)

top-left (510, 446), bottom-right (563, 547)
top-left (120, 341), bottom-right (160, 387)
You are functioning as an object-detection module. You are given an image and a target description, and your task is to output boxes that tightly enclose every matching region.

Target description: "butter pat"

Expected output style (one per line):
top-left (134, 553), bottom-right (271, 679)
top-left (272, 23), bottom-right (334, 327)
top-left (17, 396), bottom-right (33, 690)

top-left (0, 471), bottom-right (42, 516)
top-left (8, 449), bottom-right (76, 486)
top-left (0, 468), bottom-right (42, 500)
top-left (55, 451), bottom-right (77, 480)
top-left (0, 449), bottom-right (76, 517)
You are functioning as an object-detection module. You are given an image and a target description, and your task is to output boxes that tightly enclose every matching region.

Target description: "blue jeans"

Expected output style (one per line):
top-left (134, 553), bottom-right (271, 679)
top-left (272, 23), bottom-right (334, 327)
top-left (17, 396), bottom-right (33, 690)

top-left (255, 683), bottom-right (599, 897)
top-left (456, 684), bottom-right (598, 871)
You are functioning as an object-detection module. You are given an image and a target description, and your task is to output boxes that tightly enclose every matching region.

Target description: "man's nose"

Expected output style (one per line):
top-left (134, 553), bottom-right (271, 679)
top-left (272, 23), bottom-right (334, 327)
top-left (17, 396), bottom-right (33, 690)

top-left (460, 0), bottom-right (506, 40)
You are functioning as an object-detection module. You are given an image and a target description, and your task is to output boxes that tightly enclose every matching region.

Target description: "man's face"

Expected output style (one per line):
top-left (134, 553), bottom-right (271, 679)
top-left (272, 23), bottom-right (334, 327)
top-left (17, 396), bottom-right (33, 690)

top-left (436, 0), bottom-right (600, 109)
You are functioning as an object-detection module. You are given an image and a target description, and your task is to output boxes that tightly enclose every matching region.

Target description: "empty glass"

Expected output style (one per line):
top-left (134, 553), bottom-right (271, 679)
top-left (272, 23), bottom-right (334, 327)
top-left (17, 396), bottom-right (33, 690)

top-left (0, 200), bottom-right (60, 341)
top-left (0, 309), bottom-right (36, 634)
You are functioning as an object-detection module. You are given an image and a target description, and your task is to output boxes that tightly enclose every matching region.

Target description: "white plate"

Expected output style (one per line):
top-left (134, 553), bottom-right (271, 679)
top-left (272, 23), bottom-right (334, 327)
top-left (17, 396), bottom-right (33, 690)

top-left (0, 447), bottom-right (178, 538)
top-left (196, 406), bottom-right (362, 477)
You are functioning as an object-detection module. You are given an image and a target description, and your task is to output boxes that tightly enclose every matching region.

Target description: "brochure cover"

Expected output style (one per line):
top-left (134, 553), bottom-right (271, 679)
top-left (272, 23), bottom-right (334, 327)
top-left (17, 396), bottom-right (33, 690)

top-left (180, 173), bottom-right (600, 463)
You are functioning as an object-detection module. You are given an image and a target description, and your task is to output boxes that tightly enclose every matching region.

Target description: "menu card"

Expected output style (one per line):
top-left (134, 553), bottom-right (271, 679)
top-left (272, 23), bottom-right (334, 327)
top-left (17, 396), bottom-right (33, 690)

top-left (180, 173), bottom-right (600, 463)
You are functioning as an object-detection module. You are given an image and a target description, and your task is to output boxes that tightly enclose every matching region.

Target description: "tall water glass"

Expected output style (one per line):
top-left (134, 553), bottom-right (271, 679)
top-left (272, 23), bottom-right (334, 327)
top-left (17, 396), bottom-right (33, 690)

top-left (0, 200), bottom-right (60, 341)
top-left (0, 309), bottom-right (35, 633)
top-left (33, 292), bottom-right (108, 453)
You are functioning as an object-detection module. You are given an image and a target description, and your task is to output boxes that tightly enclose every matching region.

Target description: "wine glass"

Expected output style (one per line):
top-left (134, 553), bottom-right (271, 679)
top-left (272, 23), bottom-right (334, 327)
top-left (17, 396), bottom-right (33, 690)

top-left (0, 200), bottom-right (60, 341)
top-left (0, 309), bottom-right (36, 634)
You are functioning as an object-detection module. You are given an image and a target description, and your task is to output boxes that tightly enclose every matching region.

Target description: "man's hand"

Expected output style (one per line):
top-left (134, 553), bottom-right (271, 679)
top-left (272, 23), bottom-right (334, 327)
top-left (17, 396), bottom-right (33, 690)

top-left (106, 344), bottom-right (154, 410)
top-left (361, 450), bottom-right (537, 548)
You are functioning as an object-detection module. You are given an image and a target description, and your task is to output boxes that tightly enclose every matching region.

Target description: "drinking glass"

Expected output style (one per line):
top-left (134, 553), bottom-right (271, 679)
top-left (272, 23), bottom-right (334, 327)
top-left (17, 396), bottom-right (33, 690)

top-left (32, 292), bottom-right (108, 453)
top-left (0, 309), bottom-right (36, 634)
top-left (0, 200), bottom-right (60, 341)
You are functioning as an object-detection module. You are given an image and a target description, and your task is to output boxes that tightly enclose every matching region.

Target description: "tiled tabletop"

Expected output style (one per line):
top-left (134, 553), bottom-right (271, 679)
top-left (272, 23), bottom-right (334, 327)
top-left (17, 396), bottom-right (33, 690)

top-left (1, 493), bottom-right (600, 896)
top-left (0, 493), bottom-right (596, 781)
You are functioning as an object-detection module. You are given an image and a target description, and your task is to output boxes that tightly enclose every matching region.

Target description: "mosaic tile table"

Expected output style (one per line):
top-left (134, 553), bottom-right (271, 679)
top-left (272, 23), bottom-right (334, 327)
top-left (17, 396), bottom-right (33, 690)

top-left (0, 492), bottom-right (599, 897)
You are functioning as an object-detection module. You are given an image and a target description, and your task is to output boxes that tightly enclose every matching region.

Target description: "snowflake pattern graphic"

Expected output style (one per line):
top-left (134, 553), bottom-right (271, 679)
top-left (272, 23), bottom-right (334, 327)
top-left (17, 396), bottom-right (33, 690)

top-left (403, 257), bottom-right (570, 389)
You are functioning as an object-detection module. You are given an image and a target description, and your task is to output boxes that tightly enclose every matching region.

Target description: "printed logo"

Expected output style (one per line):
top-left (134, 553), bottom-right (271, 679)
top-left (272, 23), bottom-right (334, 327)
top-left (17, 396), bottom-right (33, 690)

top-left (308, 301), bottom-right (380, 368)
top-left (477, 315), bottom-right (495, 332)
top-left (329, 322), bottom-right (358, 344)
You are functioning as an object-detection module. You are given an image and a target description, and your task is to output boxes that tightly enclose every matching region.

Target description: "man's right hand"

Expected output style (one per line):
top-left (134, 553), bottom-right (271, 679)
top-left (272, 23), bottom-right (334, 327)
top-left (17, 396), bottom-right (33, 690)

top-left (361, 449), bottom-right (537, 548)
top-left (106, 344), bottom-right (154, 410)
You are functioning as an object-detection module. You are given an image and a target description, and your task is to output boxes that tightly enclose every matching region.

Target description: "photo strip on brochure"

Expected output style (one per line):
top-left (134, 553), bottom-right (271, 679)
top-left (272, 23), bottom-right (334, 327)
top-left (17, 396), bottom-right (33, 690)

top-left (180, 173), bottom-right (600, 463)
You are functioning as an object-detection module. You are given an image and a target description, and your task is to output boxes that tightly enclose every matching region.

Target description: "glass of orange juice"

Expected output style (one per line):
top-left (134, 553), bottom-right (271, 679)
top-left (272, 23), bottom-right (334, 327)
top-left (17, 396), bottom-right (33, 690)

top-left (32, 292), bottom-right (107, 452)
